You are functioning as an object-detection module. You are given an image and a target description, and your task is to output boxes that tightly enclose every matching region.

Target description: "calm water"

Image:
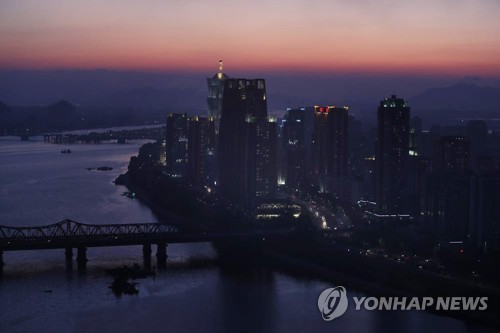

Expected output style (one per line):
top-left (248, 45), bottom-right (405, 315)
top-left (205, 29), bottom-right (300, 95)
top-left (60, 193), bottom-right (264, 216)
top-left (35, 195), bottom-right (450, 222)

top-left (0, 136), bottom-right (497, 333)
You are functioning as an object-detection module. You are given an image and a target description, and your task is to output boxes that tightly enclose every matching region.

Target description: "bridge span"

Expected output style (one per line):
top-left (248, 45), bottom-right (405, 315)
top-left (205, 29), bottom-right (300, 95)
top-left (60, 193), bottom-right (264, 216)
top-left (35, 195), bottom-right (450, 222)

top-left (0, 219), bottom-right (294, 273)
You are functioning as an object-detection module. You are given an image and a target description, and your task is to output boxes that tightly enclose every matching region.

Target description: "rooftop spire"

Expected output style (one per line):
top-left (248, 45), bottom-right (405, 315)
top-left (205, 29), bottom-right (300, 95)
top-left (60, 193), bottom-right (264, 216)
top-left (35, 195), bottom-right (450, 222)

top-left (217, 60), bottom-right (224, 79)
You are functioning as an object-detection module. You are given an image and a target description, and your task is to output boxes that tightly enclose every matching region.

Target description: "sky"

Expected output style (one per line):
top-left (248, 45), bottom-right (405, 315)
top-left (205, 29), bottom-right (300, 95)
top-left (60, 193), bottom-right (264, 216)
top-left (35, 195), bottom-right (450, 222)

top-left (1, 0), bottom-right (500, 76)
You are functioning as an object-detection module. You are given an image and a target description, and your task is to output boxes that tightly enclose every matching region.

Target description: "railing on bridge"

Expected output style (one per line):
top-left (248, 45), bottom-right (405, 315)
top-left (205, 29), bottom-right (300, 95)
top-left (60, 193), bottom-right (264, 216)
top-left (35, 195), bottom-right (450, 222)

top-left (0, 219), bottom-right (180, 272)
top-left (0, 219), bottom-right (295, 273)
top-left (0, 219), bottom-right (178, 242)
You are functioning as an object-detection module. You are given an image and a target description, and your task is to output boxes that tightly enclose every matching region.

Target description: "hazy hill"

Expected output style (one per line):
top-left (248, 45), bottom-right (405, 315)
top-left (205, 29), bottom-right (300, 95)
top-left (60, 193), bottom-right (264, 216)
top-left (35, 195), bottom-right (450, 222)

top-left (0, 100), bottom-right (166, 135)
top-left (409, 82), bottom-right (500, 122)
top-left (88, 86), bottom-right (205, 113)
top-left (2, 69), bottom-right (500, 131)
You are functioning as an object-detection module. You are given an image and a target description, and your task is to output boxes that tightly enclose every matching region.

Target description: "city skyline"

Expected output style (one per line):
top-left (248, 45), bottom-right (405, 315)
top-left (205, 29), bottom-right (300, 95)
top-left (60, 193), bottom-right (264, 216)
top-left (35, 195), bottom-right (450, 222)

top-left (1, 0), bottom-right (500, 76)
top-left (2, 1), bottom-right (500, 332)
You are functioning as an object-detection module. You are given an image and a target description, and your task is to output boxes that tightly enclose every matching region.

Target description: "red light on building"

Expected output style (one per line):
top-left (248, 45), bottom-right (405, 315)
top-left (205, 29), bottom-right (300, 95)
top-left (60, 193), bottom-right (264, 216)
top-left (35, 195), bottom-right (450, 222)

top-left (315, 105), bottom-right (333, 114)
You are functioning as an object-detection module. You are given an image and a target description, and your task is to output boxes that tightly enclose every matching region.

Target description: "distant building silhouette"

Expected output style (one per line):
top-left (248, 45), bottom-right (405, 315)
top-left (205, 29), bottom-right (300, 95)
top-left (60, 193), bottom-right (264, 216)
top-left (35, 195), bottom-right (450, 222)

top-left (247, 116), bottom-right (277, 201)
top-left (311, 106), bottom-right (330, 180)
top-left (465, 120), bottom-right (488, 159)
top-left (327, 106), bottom-right (349, 199)
top-left (433, 136), bottom-right (470, 174)
top-left (282, 108), bottom-right (307, 190)
top-left (187, 116), bottom-right (216, 185)
top-left (207, 60), bottom-right (228, 134)
top-left (311, 105), bottom-right (349, 198)
top-left (375, 95), bottom-right (410, 216)
top-left (469, 169), bottom-right (500, 252)
top-left (407, 116), bottom-right (425, 216)
top-left (218, 78), bottom-right (274, 209)
top-left (427, 136), bottom-right (471, 240)
top-left (166, 113), bottom-right (188, 178)
top-left (409, 116), bottom-right (422, 157)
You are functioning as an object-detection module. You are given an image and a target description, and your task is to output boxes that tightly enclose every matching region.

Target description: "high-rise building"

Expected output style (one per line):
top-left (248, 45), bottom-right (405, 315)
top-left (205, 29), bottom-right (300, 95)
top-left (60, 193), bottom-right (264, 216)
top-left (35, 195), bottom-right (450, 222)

top-left (327, 106), bottom-right (349, 198)
top-left (409, 116), bottom-right (422, 157)
top-left (207, 60), bottom-right (229, 134)
top-left (312, 106), bottom-right (330, 178)
top-left (218, 78), bottom-right (270, 209)
top-left (166, 113), bottom-right (188, 178)
top-left (282, 108), bottom-right (307, 190)
top-left (375, 95), bottom-right (410, 216)
top-left (465, 120), bottom-right (488, 160)
top-left (187, 116), bottom-right (216, 185)
top-left (348, 116), bottom-right (373, 203)
top-left (407, 117), bottom-right (424, 217)
top-left (469, 170), bottom-right (500, 252)
top-left (433, 136), bottom-right (470, 174)
top-left (279, 106), bottom-right (316, 190)
top-left (311, 105), bottom-right (349, 196)
top-left (248, 116), bottom-right (277, 201)
top-left (427, 136), bottom-right (471, 240)
top-left (277, 117), bottom-right (287, 187)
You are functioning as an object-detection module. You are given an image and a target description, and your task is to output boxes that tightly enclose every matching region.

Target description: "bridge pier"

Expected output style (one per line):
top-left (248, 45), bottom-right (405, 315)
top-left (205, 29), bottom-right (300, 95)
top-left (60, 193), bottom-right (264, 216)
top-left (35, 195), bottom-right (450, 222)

top-left (76, 247), bottom-right (87, 272)
top-left (143, 243), bottom-right (152, 269)
top-left (65, 247), bottom-right (73, 271)
top-left (156, 242), bottom-right (168, 270)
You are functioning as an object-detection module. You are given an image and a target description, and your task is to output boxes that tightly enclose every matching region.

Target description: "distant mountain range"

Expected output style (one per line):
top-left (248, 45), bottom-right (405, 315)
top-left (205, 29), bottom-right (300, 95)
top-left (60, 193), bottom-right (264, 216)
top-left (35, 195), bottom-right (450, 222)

top-left (1, 70), bottom-right (499, 131)
top-left (407, 82), bottom-right (500, 124)
top-left (0, 99), bottom-right (165, 135)
top-left (86, 86), bottom-right (319, 114)
top-left (88, 86), bottom-right (206, 113)
top-left (88, 81), bottom-right (499, 121)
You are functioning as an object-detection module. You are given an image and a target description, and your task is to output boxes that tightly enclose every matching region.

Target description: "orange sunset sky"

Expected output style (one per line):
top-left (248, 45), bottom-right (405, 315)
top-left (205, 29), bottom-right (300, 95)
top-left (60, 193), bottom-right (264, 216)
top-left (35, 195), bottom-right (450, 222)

top-left (1, 0), bottom-right (500, 76)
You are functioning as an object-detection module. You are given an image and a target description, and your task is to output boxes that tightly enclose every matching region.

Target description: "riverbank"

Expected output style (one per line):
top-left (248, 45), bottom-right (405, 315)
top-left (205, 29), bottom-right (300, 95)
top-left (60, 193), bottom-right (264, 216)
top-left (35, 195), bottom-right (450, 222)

top-left (2, 133), bottom-right (498, 333)
top-left (115, 142), bottom-right (500, 329)
top-left (115, 172), bottom-right (193, 227)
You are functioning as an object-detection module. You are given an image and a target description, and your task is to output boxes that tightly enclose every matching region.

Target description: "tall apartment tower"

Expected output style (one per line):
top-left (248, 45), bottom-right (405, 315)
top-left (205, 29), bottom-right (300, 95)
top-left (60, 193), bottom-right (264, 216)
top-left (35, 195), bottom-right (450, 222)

top-left (217, 78), bottom-right (273, 209)
top-left (311, 105), bottom-right (349, 196)
top-left (428, 136), bottom-right (471, 240)
top-left (207, 60), bottom-right (229, 134)
top-left (375, 95), bottom-right (410, 216)
top-left (187, 116), bottom-right (216, 185)
top-left (469, 170), bottom-right (500, 252)
top-left (327, 106), bottom-right (349, 198)
top-left (433, 136), bottom-right (470, 174)
top-left (166, 113), bottom-right (189, 178)
top-left (312, 106), bottom-right (330, 178)
top-left (283, 108), bottom-right (307, 190)
top-left (248, 116), bottom-right (277, 200)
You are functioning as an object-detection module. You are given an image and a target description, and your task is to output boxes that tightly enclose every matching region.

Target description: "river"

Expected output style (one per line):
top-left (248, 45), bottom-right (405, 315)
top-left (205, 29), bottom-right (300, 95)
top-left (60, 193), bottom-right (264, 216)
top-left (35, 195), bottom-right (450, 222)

top-left (0, 135), bottom-right (497, 333)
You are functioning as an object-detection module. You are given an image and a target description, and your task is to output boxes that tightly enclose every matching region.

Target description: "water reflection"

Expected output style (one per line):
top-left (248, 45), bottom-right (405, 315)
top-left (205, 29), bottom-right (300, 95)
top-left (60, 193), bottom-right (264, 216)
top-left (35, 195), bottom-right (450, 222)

top-left (0, 137), bottom-right (498, 333)
top-left (218, 261), bottom-right (277, 333)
